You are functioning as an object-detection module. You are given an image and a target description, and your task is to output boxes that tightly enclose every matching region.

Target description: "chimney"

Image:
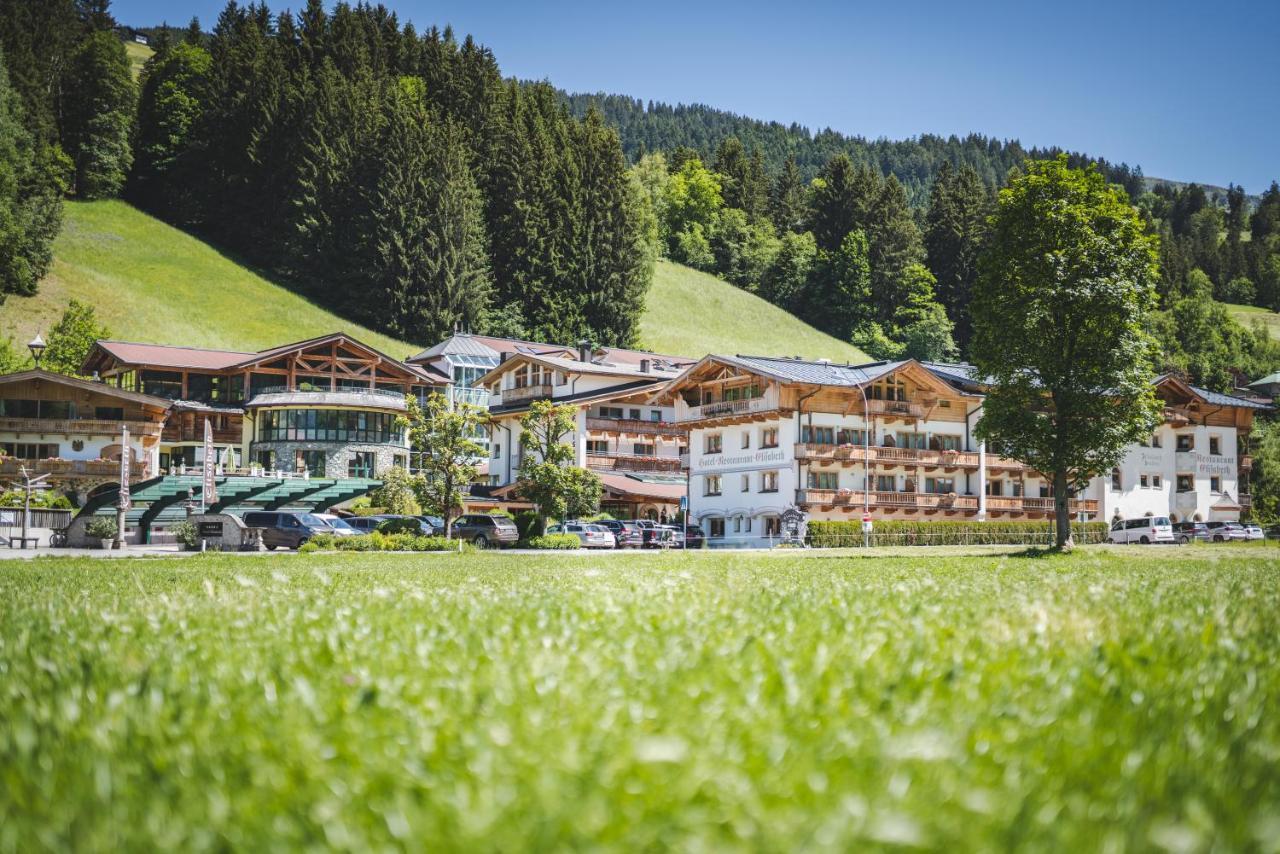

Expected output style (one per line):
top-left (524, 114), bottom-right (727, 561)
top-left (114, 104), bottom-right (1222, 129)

top-left (639, 358), bottom-right (650, 373)
top-left (578, 339), bottom-right (593, 363)
top-left (500, 351), bottom-right (512, 364)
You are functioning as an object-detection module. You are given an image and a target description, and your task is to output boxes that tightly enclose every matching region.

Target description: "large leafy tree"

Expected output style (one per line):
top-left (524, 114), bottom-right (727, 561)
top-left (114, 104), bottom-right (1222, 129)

top-left (972, 156), bottom-right (1163, 550)
top-left (42, 298), bottom-right (109, 376)
top-left (62, 30), bottom-right (136, 198)
top-left (516, 399), bottom-right (601, 532)
top-left (400, 392), bottom-right (485, 538)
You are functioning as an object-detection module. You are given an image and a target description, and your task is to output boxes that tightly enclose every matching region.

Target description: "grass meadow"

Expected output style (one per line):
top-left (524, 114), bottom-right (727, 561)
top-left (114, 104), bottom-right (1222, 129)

top-left (1, 546), bottom-right (1278, 850)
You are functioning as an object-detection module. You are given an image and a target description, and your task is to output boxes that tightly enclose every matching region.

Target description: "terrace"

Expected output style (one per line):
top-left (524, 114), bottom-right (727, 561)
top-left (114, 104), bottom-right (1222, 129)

top-left (585, 416), bottom-right (685, 438)
top-left (586, 453), bottom-right (685, 473)
top-left (675, 388), bottom-right (780, 423)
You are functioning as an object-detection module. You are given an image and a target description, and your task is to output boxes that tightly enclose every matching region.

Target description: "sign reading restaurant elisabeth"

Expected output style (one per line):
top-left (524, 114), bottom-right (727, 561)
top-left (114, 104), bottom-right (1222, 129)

top-left (698, 448), bottom-right (788, 472)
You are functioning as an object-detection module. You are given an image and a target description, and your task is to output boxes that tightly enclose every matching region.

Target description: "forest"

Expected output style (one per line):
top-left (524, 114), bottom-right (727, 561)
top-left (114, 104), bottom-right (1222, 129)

top-left (1, 0), bottom-right (1278, 393)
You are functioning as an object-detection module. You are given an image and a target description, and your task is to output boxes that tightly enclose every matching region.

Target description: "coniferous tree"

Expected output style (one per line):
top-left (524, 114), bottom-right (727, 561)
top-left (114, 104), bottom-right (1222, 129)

top-left (866, 173), bottom-right (926, 324)
top-left (768, 154), bottom-right (805, 234)
top-left (924, 161), bottom-right (990, 349)
top-left (62, 30), bottom-right (135, 198)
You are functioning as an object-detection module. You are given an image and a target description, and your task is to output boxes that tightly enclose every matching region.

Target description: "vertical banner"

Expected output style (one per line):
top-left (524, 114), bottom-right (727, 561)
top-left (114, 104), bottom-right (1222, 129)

top-left (203, 419), bottom-right (217, 510)
top-left (118, 426), bottom-right (131, 511)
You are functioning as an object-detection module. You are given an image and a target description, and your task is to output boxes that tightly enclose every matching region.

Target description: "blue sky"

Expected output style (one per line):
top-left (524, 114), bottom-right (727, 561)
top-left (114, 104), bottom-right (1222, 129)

top-left (111, 0), bottom-right (1278, 191)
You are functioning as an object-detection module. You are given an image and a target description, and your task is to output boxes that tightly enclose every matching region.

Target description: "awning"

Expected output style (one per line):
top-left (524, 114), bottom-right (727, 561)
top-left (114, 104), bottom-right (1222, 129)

top-left (596, 472), bottom-right (686, 503)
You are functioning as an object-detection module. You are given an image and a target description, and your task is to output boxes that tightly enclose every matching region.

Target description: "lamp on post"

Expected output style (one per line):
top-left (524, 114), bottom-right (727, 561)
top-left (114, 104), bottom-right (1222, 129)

top-left (28, 333), bottom-right (46, 370)
top-left (857, 383), bottom-right (872, 548)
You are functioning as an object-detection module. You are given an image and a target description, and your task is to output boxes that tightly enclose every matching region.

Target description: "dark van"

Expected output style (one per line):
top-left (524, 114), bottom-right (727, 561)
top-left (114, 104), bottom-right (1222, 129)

top-left (242, 511), bottom-right (331, 550)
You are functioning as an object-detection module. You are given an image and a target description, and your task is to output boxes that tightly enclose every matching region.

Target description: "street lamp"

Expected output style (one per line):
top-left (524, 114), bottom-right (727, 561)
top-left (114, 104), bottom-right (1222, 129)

top-left (27, 333), bottom-right (46, 369)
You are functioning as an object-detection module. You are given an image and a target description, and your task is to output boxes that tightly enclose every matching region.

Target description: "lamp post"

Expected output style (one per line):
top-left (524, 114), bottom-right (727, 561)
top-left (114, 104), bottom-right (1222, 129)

top-left (857, 384), bottom-right (872, 548)
top-left (27, 334), bottom-right (46, 370)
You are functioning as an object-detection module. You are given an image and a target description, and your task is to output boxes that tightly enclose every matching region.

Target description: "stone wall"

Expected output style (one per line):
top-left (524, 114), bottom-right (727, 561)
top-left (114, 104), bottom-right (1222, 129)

top-left (248, 441), bottom-right (405, 478)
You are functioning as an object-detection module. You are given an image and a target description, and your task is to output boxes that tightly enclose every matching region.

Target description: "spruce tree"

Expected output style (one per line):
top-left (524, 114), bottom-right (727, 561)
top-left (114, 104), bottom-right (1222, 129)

top-left (62, 30), bottom-right (136, 198)
top-left (924, 161), bottom-right (990, 349)
top-left (769, 154), bottom-right (805, 234)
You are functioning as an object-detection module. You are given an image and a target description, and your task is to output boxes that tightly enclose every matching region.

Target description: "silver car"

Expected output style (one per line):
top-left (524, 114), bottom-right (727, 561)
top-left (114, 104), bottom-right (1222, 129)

top-left (314, 513), bottom-right (359, 537)
top-left (1242, 524), bottom-right (1264, 541)
top-left (549, 522), bottom-right (615, 548)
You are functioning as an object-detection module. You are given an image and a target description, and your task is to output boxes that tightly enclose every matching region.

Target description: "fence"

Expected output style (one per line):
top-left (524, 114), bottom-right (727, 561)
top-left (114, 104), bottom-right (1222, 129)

top-left (0, 508), bottom-right (74, 547)
top-left (803, 519), bottom-right (1109, 548)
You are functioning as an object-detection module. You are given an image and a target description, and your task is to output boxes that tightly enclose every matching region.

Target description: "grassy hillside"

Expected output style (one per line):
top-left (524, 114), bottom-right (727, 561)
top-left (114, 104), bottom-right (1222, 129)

top-left (1225, 302), bottom-right (1280, 339)
top-left (1, 200), bottom-right (419, 358)
top-left (641, 260), bottom-right (868, 361)
top-left (1, 200), bottom-right (866, 365)
top-left (123, 40), bottom-right (152, 79)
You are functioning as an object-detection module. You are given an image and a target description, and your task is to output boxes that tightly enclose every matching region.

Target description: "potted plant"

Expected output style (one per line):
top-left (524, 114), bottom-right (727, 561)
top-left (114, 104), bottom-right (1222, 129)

top-left (84, 517), bottom-right (118, 549)
top-left (170, 520), bottom-right (200, 551)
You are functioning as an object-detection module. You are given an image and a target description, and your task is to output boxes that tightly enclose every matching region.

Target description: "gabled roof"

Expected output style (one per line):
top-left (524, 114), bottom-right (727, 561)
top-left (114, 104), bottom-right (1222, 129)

top-left (1154, 374), bottom-right (1271, 411)
top-left (87, 340), bottom-right (255, 371)
top-left (478, 350), bottom-right (684, 387)
top-left (489, 378), bottom-right (668, 416)
top-left (656, 354), bottom-right (966, 401)
top-left (1248, 372), bottom-right (1280, 388)
top-left (0, 369), bottom-right (174, 409)
top-left (410, 333), bottom-right (695, 372)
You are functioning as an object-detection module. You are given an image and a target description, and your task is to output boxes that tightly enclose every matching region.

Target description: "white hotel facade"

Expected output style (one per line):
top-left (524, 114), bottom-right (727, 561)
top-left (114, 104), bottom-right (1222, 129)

top-left (650, 355), bottom-right (1265, 547)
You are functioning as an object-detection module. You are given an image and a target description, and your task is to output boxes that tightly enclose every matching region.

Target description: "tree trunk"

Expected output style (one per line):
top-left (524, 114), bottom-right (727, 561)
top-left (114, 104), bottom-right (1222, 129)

top-left (444, 513), bottom-right (453, 540)
top-left (1053, 468), bottom-right (1074, 552)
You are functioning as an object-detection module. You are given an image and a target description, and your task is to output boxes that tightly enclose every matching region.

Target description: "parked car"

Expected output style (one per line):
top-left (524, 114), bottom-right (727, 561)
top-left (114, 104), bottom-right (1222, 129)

top-left (1242, 523), bottom-right (1264, 541)
top-left (1107, 516), bottom-right (1175, 545)
top-left (417, 516), bottom-right (445, 535)
top-left (1171, 521), bottom-right (1211, 544)
top-left (661, 525), bottom-right (685, 548)
top-left (345, 515), bottom-right (386, 533)
top-left (548, 522), bottom-right (615, 549)
top-left (594, 519), bottom-right (644, 548)
top-left (242, 510), bottom-right (331, 550)
top-left (1204, 521), bottom-right (1248, 542)
top-left (313, 513), bottom-right (359, 537)
top-left (372, 515), bottom-right (438, 535)
top-left (452, 514), bottom-right (520, 548)
top-left (683, 524), bottom-right (706, 550)
top-left (639, 525), bottom-right (675, 549)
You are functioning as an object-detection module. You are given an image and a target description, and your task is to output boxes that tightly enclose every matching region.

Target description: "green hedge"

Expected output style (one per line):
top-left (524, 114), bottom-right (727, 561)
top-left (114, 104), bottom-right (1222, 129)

top-left (805, 519), bottom-right (1109, 548)
top-left (527, 534), bottom-right (581, 550)
top-left (302, 532), bottom-right (463, 552)
top-left (374, 517), bottom-right (423, 535)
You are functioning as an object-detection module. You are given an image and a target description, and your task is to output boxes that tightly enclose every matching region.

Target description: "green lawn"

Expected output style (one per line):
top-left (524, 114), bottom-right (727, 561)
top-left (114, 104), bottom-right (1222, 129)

top-left (1, 200), bottom-right (420, 358)
top-left (123, 40), bottom-right (152, 79)
top-left (2, 547), bottom-right (1277, 849)
top-left (640, 259), bottom-right (868, 361)
top-left (1225, 301), bottom-right (1280, 340)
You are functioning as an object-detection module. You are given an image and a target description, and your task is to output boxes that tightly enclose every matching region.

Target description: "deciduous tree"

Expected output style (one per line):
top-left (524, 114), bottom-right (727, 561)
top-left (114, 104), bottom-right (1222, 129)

top-left (42, 298), bottom-right (109, 376)
top-left (400, 392), bottom-right (485, 538)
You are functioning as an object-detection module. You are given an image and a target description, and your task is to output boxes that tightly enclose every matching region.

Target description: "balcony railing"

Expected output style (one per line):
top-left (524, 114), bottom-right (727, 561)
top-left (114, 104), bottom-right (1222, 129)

top-left (0, 457), bottom-right (150, 479)
top-left (678, 392), bottom-right (779, 423)
top-left (864, 399), bottom-right (927, 419)
top-left (254, 385), bottom-right (405, 399)
top-left (0, 417), bottom-right (163, 437)
top-left (794, 488), bottom-right (1096, 515)
top-left (1240, 493), bottom-right (1252, 509)
top-left (448, 386), bottom-right (490, 409)
top-left (501, 383), bottom-right (554, 405)
top-left (585, 417), bottom-right (685, 437)
top-left (586, 453), bottom-right (684, 473)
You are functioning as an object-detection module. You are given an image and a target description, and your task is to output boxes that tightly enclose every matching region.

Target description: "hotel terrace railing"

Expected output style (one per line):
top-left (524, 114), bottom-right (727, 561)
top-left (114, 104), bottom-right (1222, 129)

top-left (585, 417), bottom-right (686, 438)
top-left (677, 391), bottom-right (779, 423)
top-left (500, 383), bottom-right (555, 405)
top-left (795, 443), bottom-right (1028, 470)
top-left (0, 417), bottom-right (164, 438)
top-left (794, 488), bottom-right (1097, 514)
top-left (0, 457), bottom-right (150, 479)
top-left (864, 399), bottom-right (929, 419)
top-left (586, 453), bottom-right (684, 473)
top-left (253, 385), bottom-right (407, 399)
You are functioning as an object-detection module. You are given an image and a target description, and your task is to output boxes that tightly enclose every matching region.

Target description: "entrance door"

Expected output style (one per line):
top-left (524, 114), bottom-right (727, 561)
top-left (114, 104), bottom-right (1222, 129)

top-left (296, 450), bottom-right (326, 476)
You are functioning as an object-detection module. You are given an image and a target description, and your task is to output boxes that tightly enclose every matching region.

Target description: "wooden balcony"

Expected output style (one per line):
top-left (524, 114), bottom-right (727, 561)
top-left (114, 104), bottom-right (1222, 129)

top-left (501, 383), bottom-right (554, 405)
top-left (0, 417), bottom-right (163, 439)
top-left (677, 390), bottom-right (779, 423)
top-left (864, 399), bottom-right (927, 420)
top-left (1240, 455), bottom-right (1253, 471)
top-left (587, 453), bottom-right (684, 473)
top-left (0, 457), bottom-right (150, 480)
top-left (794, 488), bottom-right (1096, 515)
top-left (163, 424), bottom-right (242, 444)
top-left (585, 417), bottom-right (685, 438)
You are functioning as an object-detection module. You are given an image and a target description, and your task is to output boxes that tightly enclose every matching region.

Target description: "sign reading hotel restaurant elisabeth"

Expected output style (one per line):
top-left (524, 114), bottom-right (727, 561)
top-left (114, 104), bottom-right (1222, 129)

top-left (698, 448), bottom-right (788, 472)
top-left (1192, 453), bottom-right (1235, 477)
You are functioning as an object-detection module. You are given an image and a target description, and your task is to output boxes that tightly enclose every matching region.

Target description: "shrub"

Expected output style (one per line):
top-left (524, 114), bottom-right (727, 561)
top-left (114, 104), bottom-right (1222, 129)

top-left (306, 533), bottom-right (462, 552)
top-left (804, 519), bottom-right (1109, 548)
top-left (298, 541), bottom-right (319, 554)
top-left (376, 517), bottom-right (423, 535)
top-left (169, 520), bottom-right (199, 550)
top-left (513, 510), bottom-right (541, 542)
top-left (528, 533), bottom-right (581, 550)
top-left (84, 517), bottom-right (117, 539)
top-left (307, 533), bottom-right (338, 550)
top-left (0, 490), bottom-right (73, 509)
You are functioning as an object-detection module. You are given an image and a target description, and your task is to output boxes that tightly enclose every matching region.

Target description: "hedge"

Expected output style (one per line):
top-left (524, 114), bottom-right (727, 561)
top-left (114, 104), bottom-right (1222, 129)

top-left (527, 534), bottom-right (582, 550)
top-left (302, 532), bottom-right (463, 552)
top-left (375, 517), bottom-right (424, 535)
top-left (805, 519), bottom-right (1109, 548)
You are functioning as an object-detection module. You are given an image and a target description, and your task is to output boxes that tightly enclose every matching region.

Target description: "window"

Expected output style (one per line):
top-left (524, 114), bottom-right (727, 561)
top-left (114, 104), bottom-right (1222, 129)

top-left (392, 454), bottom-right (408, 470)
top-left (1111, 468), bottom-right (1121, 490)
top-left (256, 409), bottom-right (403, 444)
top-left (650, 410), bottom-right (662, 422)
top-left (708, 518), bottom-right (725, 538)
top-left (1210, 476), bottom-right (1221, 493)
top-left (807, 471), bottom-right (838, 490)
top-left (1176, 434), bottom-right (1194, 452)
top-left (1152, 475), bottom-right (1162, 489)
top-left (492, 442), bottom-right (502, 459)
top-left (876, 475), bottom-right (896, 492)
top-left (741, 431), bottom-right (751, 449)
top-left (297, 450), bottom-right (326, 476)
top-left (760, 471), bottom-right (779, 493)
top-left (897, 432), bottom-right (927, 450)
top-left (704, 475), bottom-right (722, 496)
top-left (1209, 436), bottom-right (1221, 455)
top-left (741, 474), bottom-right (750, 493)
top-left (1176, 474), bottom-right (1193, 492)
top-left (599, 406), bottom-right (623, 419)
top-left (733, 516), bottom-right (742, 533)
top-left (94, 406), bottom-right (124, 421)
top-left (1140, 474), bottom-right (1149, 488)
top-left (629, 408), bottom-right (641, 420)
top-left (0, 442), bottom-right (60, 459)
top-left (924, 477), bottom-right (954, 494)
top-left (1151, 434), bottom-right (1162, 448)
top-left (939, 399), bottom-right (951, 408)
top-left (348, 452), bottom-right (375, 478)
top-left (705, 434), bottom-right (723, 454)
top-left (836, 428), bottom-right (867, 446)
top-left (0, 399), bottom-right (76, 419)
top-left (761, 428), bottom-right (778, 448)
top-left (800, 425), bottom-right (835, 445)
top-left (763, 516), bottom-right (781, 537)
top-left (632, 443), bottom-right (655, 456)
top-left (586, 440), bottom-right (608, 455)
top-left (140, 370), bottom-right (184, 399)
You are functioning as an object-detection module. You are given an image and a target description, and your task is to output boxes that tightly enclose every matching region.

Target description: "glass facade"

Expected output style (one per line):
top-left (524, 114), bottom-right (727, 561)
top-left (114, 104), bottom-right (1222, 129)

top-left (257, 409), bottom-right (403, 444)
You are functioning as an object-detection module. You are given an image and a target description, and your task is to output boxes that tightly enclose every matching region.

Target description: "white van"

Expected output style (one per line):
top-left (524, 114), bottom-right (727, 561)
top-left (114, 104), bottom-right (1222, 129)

top-left (1108, 516), bottom-right (1175, 544)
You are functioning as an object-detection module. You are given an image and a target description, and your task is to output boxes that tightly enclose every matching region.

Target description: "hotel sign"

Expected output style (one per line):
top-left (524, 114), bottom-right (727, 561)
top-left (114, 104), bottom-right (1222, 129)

top-left (1192, 453), bottom-right (1235, 477)
top-left (697, 448), bottom-right (788, 472)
